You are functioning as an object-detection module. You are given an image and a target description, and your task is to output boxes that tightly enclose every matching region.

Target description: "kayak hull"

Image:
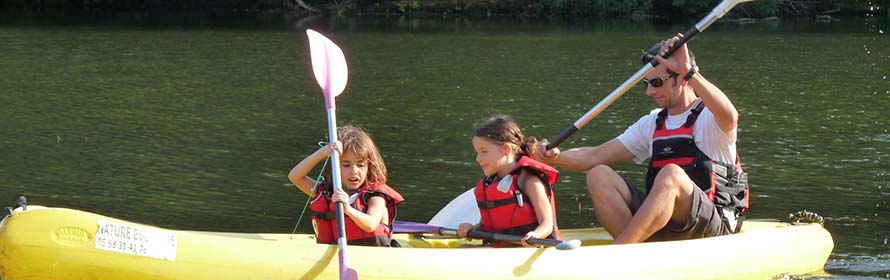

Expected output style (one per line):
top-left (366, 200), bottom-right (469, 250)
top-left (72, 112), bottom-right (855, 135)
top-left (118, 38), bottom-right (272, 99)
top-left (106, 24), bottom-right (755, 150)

top-left (0, 206), bottom-right (833, 279)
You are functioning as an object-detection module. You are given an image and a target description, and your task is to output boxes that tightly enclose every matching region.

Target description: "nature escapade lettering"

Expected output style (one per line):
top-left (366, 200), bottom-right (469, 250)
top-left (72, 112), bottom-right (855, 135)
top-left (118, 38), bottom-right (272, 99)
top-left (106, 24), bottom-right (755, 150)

top-left (95, 220), bottom-right (178, 261)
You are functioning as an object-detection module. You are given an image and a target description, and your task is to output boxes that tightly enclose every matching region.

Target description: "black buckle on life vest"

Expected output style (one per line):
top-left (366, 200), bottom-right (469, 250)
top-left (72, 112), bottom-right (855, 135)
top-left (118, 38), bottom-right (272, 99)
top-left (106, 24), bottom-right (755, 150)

top-left (684, 100), bottom-right (706, 127)
top-left (655, 109), bottom-right (669, 130)
top-left (482, 175), bottom-right (501, 187)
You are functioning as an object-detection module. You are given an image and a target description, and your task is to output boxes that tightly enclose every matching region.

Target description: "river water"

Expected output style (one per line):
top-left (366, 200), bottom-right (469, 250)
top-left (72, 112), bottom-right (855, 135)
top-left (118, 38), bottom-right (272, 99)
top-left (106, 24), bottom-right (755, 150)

top-left (1, 13), bottom-right (887, 279)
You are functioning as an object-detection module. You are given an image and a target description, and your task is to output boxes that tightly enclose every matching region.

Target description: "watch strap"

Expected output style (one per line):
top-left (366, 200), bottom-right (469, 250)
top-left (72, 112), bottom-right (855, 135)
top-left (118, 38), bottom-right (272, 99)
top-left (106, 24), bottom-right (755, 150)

top-left (684, 65), bottom-right (699, 81)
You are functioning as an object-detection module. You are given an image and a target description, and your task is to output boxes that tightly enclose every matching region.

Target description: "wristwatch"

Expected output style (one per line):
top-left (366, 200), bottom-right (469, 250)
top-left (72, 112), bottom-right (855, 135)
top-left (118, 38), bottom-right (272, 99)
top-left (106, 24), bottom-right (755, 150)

top-left (684, 65), bottom-right (699, 81)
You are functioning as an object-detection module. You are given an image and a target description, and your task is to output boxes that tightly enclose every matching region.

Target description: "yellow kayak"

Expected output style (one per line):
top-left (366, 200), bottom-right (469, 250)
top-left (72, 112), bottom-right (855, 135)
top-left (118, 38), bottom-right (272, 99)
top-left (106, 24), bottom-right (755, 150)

top-left (0, 206), bottom-right (832, 279)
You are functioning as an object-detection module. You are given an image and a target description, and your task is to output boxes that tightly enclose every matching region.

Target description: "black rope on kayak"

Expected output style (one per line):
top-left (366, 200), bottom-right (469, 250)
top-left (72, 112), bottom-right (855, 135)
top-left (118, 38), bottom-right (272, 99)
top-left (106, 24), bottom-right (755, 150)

top-left (290, 141), bottom-right (331, 237)
top-left (788, 210), bottom-right (824, 225)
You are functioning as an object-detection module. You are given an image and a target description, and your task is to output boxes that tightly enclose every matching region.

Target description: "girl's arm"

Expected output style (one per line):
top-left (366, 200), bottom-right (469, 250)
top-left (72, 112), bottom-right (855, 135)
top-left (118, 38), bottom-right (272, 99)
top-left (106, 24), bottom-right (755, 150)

top-left (457, 222), bottom-right (482, 238)
top-left (332, 190), bottom-right (388, 232)
top-left (287, 142), bottom-right (338, 196)
top-left (519, 170), bottom-right (555, 244)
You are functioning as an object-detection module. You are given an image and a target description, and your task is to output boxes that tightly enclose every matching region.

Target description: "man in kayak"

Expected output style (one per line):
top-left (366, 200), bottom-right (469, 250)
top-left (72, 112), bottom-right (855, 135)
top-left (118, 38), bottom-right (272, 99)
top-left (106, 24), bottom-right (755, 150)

top-left (532, 34), bottom-right (749, 244)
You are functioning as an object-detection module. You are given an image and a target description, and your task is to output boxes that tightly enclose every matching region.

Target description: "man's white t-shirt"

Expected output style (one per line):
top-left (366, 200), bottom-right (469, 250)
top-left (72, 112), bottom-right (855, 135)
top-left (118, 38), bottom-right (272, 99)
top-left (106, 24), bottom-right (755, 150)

top-left (617, 104), bottom-right (737, 165)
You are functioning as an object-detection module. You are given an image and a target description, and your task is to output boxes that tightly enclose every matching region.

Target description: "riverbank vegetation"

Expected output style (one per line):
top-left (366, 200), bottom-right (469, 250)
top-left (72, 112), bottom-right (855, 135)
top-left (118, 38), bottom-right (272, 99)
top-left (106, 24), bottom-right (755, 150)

top-left (1, 0), bottom-right (887, 19)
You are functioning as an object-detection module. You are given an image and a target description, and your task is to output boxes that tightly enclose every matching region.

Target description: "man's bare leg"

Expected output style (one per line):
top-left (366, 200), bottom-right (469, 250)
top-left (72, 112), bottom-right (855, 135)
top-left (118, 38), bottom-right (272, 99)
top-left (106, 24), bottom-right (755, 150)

top-left (586, 165), bottom-right (636, 237)
top-left (613, 164), bottom-right (695, 244)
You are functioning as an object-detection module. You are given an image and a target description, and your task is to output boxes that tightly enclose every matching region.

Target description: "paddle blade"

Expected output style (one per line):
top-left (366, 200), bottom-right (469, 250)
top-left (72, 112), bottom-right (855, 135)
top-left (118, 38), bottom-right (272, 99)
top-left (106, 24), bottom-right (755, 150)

top-left (306, 29), bottom-right (349, 108)
top-left (393, 220), bottom-right (444, 234)
top-left (341, 265), bottom-right (359, 280)
top-left (428, 188), bottom-right (480, 228)
top-left (554, 239), bottom-right (582, 250)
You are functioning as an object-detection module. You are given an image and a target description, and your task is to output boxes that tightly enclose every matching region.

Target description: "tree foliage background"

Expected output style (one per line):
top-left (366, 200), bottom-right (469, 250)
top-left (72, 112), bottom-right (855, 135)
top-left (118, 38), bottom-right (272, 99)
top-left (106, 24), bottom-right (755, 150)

top-left (0, 0), bottom-right (887, 18)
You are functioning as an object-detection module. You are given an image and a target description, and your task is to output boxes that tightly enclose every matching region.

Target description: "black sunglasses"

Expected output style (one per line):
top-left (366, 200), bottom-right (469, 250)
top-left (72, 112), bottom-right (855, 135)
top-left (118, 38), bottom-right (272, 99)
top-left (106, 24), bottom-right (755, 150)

top-left (641, 74), bottom-right (677, 88)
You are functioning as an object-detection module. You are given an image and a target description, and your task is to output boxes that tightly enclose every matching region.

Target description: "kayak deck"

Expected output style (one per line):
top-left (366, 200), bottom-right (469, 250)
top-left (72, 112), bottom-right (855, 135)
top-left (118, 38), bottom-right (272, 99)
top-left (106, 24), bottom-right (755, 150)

top-left (0, 206), bottom-right (833, 279)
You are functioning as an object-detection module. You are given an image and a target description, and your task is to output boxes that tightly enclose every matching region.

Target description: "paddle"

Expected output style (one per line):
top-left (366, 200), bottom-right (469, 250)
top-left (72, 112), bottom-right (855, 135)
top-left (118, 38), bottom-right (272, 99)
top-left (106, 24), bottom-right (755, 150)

top-left (427, 187), bottom-right (479, 228)
top-left (545, 0), bottom-right (754, 150)
top-left (305, 29), bottom-right (358, 280)
top-left (393, 220), bottom-right (582, 250)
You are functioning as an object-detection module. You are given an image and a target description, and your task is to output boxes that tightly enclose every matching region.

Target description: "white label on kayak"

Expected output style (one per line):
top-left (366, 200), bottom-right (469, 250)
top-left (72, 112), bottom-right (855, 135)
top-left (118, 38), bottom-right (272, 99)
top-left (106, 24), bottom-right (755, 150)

top-left (95, 220), bottom-right (177, 261)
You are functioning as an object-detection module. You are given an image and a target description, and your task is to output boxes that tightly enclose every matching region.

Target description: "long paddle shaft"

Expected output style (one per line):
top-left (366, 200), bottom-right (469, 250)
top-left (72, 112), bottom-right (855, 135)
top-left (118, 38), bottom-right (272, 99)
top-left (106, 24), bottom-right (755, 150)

top-left (392, 221), bottom-right (582, 250)
top-left (546, 0), bottom-right (754, 150)
top-left (306, 29), bottom-right (358, 280)
top-left (327, 108), bottom-right (355, 278)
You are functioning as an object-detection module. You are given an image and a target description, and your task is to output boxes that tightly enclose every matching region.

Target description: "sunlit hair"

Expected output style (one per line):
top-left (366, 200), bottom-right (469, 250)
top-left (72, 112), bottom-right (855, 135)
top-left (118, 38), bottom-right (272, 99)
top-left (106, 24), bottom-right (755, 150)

top-left (474, 116), bottom-right (537, 159)
top-left (324, 125), bottom-right (387, 186)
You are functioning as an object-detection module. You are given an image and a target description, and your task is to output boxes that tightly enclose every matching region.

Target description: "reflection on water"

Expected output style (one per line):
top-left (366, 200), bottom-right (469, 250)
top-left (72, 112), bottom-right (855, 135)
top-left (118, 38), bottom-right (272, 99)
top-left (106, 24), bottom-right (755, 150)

top-left (824, 255), bottom-right (890, 280)
top-left (0, 14), bottom-right (887, 279)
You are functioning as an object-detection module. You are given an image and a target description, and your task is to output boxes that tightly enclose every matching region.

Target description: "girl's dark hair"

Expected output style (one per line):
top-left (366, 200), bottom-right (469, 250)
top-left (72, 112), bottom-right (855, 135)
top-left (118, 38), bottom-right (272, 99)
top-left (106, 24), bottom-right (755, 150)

top-left (474, 115), bottom-right (538, 159)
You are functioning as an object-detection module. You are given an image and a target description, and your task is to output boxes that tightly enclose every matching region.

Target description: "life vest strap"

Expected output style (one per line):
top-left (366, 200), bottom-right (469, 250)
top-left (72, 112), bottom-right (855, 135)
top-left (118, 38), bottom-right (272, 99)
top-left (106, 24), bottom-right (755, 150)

top-left (311, 211), bottom-right (338, 221)
top-left (477, 197), bottom-right (520, 209)
top-left (655, 99), bottom-right (705, 130)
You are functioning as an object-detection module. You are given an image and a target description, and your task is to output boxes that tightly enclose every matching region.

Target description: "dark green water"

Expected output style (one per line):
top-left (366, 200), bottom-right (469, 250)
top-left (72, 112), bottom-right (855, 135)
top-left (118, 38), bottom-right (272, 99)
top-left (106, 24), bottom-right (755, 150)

top-left (1, 14), bottom-right (888, 278)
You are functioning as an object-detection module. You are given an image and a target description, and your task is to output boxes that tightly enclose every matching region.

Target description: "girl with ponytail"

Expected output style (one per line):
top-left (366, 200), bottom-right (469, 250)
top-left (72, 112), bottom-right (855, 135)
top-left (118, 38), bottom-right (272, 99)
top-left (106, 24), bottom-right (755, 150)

top-left (457, 116), bottom-right (562, 247)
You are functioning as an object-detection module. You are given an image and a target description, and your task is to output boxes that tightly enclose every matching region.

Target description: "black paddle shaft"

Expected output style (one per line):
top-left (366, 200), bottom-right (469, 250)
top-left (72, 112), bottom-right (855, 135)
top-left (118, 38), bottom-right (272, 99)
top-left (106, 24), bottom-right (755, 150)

top-left (435, 226), bottom-right (567, 247)
top-left (466, 230), bottom-right (563, 246)
top-left (649, 28), bottom-right (701, 69)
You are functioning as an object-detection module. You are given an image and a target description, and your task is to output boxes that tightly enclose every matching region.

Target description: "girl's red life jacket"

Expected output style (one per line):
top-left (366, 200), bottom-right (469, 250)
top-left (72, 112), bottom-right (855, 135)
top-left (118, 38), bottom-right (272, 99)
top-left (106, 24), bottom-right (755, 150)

top-left (474, 155), bottom-right (561, 246)
top-left (310, 180), bottom-right (404, 247)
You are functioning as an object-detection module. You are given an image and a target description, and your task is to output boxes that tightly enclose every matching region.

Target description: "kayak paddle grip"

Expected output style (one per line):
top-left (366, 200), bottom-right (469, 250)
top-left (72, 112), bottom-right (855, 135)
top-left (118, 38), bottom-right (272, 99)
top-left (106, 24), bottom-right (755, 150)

top-left (546, 125), bottom-right (579, 150)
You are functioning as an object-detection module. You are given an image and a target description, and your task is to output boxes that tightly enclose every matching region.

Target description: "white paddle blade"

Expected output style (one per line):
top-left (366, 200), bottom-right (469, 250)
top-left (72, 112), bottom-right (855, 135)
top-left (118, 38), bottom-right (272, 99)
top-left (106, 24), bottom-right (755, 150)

top-left (556, 240), bottom-right (582, 250)
top-left (306, 29), bottom-right (349, 103)
top-left (428, 188), bottom-right (480, 228)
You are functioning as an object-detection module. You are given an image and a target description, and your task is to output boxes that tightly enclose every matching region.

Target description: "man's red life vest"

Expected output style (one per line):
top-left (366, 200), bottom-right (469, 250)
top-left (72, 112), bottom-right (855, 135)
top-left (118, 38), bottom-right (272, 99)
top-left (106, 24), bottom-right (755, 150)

top-left (645, 100), bottom-right (750, 231)
top-left (474, 155), bottom-right (562, 245)
top-left (309, 180), bottom-right (404, 247)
